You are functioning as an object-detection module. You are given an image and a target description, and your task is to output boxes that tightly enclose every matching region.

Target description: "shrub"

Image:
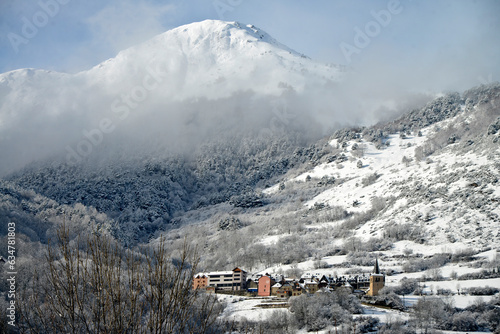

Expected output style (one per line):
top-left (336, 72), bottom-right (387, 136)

top-left (436, 288), bottom-right (453, 296)
top-left (289, 289), bottom-right (361, 331)
top-left (361, 173), bottom-right (380, 187)
top-left (450, 248), bottom-right (477, 262)
top-left (402, 254), bottom-right (450, 273)
top-left (450, 311), bottom-right (478, 332)
top-left (375, 292), bottom-right (404, 310)
top-left (463, 286), bottom-right (500, 296)
top-left (317, 206), bottom-right (349, 222)
top-left (378, 320), bottom-right (415, 334)
top-left (383, 223), bottom-right (424, 243)
top-left (394, 278), bottom-right (419, 295)
top-left (413, 298), bottom-right (450, 331)
top-left (355, 316), bottom-right (380, 333)
top-left (458, 269), bottom-right (500, 280)
top-left (345, 251), bottom-right (377, 266)
top-left (362, 237), bottom-right (393, 252)
top-left (218, 216), bottom-right (242, 230)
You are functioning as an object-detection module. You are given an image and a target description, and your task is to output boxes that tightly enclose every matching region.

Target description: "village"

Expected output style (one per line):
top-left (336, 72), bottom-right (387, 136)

top-left (193, 260), bottom-right (385, 298)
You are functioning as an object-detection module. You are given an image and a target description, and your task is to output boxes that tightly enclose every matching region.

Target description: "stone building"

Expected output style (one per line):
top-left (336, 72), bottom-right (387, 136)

top-left (366, 258), bottom-right (385, 296)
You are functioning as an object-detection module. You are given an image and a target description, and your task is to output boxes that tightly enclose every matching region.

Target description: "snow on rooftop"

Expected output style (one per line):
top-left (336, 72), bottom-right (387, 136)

top-left (207, 271), bottom-right (236, 276)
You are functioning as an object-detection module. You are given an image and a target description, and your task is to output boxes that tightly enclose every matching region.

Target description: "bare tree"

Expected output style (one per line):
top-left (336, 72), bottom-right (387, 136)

top-left (18, 225), bottom-right (223, 333)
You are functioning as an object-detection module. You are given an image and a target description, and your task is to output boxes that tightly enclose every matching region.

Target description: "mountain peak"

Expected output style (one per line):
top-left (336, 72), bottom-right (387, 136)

top-left (83, 19), bottom-right (339, 99)
top-left (0, 20), bottom-right (343, 174)
top-left (164, 19), bottom-right (301, 56)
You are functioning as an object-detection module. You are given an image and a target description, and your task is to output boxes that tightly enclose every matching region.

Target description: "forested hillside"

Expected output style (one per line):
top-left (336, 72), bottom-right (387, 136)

top-left (6, 129), bottom-right (329, 244)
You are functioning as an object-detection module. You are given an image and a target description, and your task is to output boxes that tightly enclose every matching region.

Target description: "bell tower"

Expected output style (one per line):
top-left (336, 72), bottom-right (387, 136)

top-left (367, 258), bottom-right (385, 296)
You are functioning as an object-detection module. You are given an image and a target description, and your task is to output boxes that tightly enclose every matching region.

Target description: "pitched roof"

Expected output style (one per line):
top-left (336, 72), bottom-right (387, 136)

top-left (305, 281), bottom-right (318, 285)
top-left (194, 273), bottom-right (209, 278)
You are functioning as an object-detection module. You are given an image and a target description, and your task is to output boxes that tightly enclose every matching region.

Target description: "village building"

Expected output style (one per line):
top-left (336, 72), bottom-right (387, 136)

top-left (193, 273), bottom-right (209, 290)
top-left (275, 282), bottom-right (303, 298)
top-left (193, 267), bottom-right (247, 291)
top-left (257, 275), bottom-right (275, 296)
top-left (366, 258), bottom-right (385, 296)
top-left (271, 282), bottom-right (282, 296)
top-left (193, 262), bottom-right (384, 297)
top-left (246, 278), bottom-right (259, 293)
top-left (303, 280), bottom-right (319, 294)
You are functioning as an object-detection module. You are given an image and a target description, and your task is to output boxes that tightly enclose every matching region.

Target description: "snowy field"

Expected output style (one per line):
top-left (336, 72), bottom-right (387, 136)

top-left (218, 295), bottom-right (286, 322)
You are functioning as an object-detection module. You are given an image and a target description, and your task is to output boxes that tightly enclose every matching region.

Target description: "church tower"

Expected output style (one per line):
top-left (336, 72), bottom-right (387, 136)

top-left (367, 258), bottom-right (385, 296)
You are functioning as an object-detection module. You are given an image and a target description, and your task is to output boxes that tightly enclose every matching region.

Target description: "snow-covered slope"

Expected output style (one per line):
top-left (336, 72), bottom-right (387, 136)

top-left (0, 20), bottom-right (342, 175)
top-left (145, 85), bottom-right (499, 280)
top-left (0, 19), bottom-right (342, 114)
top-left (265, 102), bottom-right (500, 250)
top-left (84, 20), bottom-right (341, 98)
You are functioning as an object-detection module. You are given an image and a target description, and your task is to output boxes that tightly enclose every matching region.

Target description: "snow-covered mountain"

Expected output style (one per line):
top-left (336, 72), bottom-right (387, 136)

top-left (84, 20), bottom-right (341, 98)
top-left (1, 19), bottom-right (500, 332)
top-left (2, 19), bottom-right (499, 252)
top-left (0, 20), bottom-right (344, 175)
top-left (153, 85), bottom-right (500, 269)
top-left (0, 20), bottom-right (340, 99)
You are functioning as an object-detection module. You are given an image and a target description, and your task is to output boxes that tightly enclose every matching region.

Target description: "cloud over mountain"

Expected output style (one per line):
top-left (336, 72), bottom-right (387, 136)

top-left (1, 20), bottom-right (347, 175)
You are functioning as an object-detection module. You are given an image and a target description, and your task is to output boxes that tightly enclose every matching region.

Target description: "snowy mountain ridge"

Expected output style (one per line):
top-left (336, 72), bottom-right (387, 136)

top-left (0, 20), bottom-right (342, 175)
top-left (0, 20), bottom-right (340, 98)
top-left (84, 19), bottom-right (341, 98)
top-left (155, 84), bottom-right (500, 269)
top-left (1, 19), bottom-right (499, 333)
top-left (259, 87), bottom-right (500, 253)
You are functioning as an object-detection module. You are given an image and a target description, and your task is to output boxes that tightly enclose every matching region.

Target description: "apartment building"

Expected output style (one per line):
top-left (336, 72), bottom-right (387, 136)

top-left (193, 267), bottom-right (247, 291)
top-left (193, 273), bottom-right (209, 290)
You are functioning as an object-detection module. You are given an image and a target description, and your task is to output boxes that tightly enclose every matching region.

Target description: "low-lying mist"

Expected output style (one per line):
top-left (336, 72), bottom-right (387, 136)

top-left (0, 42), bottom-right (436, 176)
